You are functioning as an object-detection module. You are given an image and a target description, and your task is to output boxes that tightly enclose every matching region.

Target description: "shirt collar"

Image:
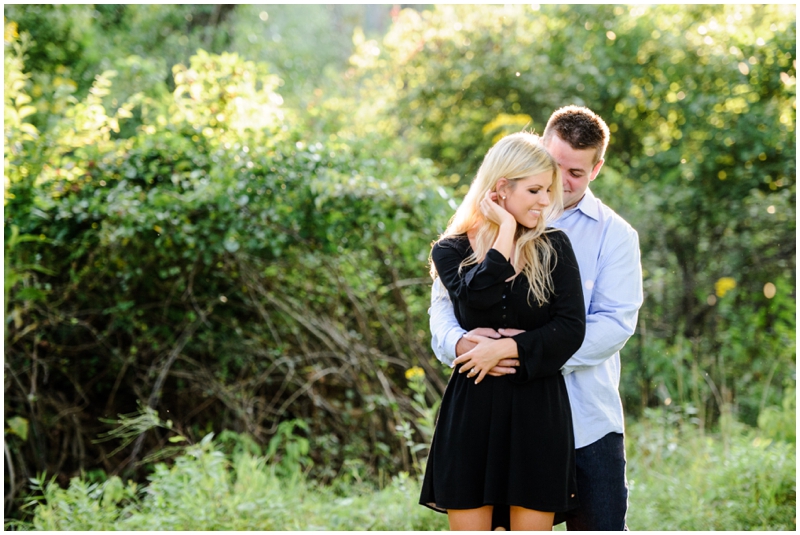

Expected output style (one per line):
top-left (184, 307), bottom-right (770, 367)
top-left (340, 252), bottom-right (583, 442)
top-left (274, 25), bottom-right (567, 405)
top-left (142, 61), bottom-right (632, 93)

top-left (562, 187), bottom-right (600, 222)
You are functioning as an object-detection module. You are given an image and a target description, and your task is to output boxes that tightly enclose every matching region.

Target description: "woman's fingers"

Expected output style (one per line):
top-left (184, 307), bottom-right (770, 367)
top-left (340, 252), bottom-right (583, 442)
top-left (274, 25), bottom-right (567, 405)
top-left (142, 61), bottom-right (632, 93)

top-left (474, 367), bottom-right (489, 384)
top-left (456, 335), bottom-right (508, 383)
top-left (458, 361), bottom-right (492, 384)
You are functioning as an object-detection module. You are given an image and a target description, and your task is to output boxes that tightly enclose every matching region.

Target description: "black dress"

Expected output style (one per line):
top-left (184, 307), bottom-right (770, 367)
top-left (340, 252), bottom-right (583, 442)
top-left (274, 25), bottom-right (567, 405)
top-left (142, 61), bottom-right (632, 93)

top-left (419, 230), bottom-right (585, 514)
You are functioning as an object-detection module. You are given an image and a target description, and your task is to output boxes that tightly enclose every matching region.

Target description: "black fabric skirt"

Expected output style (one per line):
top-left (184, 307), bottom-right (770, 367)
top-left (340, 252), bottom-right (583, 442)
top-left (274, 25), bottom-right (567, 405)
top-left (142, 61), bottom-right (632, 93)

top-left (419, 368), bottom-right (579, 514)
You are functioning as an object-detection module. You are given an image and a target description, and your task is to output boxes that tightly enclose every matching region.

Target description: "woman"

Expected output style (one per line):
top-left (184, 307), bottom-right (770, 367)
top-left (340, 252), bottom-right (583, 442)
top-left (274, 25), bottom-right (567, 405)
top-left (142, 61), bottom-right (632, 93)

top-left (419, 132), bottom-right (586, 531)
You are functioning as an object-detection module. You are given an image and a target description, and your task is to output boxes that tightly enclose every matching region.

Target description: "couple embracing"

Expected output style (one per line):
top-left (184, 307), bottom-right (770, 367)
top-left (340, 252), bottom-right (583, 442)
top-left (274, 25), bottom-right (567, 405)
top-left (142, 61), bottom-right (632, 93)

top-left (419, 106), bottom-right (643, 531)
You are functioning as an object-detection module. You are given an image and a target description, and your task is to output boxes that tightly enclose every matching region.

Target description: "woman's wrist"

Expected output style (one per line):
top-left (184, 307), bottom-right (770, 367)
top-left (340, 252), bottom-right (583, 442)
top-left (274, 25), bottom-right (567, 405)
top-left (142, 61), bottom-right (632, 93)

top-left (493, 222), bottom-right (516, 259)
top-left (482, 337), bottom-right (517, 366)
top-left (496, 337), bottom-right (518, 359)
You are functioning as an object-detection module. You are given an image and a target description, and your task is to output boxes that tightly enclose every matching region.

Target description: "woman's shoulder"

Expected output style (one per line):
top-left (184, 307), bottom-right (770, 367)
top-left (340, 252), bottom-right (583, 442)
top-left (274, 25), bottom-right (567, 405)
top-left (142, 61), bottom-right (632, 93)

top-left (434, 233), bottom-right (470, 251)
top-left (431, 233), bottom-right (470, 263)
top-left (544, 227), bottom-right (571, 247)
top-left (544, 228), bottom-right (579, 270)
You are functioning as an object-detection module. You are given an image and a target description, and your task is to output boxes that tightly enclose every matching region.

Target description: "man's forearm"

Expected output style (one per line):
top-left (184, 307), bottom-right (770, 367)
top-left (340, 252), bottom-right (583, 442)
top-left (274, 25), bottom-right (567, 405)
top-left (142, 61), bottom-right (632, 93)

top-left (561, 310), bottom-right (638, 373)
top-left (429, 277), bottom-right (465, 367)
top-left (433, 324), bottom-right (466, 367)
top-left (562, 229), bottom-right (643, 374)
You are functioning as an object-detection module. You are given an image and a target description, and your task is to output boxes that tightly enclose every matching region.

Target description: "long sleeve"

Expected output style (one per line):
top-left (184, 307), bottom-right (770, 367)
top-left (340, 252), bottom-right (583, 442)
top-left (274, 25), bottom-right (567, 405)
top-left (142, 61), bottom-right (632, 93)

top-left (561, 224), bottom-right (642, 374)
top-left (431, 239), bottom-right (516, 310)
top-left (510, 232), bottom-right (586, 383)
top-left (429, 277), bottom-right (465, 367)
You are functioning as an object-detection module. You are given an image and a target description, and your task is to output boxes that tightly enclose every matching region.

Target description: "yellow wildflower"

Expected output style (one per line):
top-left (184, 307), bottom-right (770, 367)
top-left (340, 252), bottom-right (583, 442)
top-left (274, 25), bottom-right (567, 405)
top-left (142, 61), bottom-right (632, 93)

top-left (4, 21), bottom-right (18, 44)
top-left (405, 366), bottom-right (425, 380)
top-left (714, 277), bottom-right (736, 298)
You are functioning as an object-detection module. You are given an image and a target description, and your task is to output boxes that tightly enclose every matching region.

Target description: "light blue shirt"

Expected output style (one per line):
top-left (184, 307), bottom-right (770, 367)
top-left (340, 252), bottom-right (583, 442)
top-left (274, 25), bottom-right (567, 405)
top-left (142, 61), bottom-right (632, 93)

top-left (429, 188), bottom-right (643, 448)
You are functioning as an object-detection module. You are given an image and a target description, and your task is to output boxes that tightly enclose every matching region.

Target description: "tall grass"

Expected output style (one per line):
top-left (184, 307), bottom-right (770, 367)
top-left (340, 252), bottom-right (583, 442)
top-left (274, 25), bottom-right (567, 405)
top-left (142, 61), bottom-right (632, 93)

top-left (11, 434), bottom-right (448, 531)
top-left (9, 411), bottom-right (794, 531)
top-left (625, 408), bottom-right (795, 531)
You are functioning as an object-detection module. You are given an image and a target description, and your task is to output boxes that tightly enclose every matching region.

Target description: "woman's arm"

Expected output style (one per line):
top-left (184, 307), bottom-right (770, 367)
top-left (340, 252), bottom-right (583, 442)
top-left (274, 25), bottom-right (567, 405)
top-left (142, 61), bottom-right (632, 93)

top-left (431, 244), bottom-right (515, 311)
top-left (432, 191), bottom-right (518, 310)
top-left (509, 231), bottom-right (585, 382)
top-left (454, 231), bottom-right (586, 384)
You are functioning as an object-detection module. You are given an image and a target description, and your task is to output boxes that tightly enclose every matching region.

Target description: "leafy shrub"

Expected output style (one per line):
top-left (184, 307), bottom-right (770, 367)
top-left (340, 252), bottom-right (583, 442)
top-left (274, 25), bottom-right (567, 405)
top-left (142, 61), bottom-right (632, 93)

top-left (4, 37), bottom-right (452, 513)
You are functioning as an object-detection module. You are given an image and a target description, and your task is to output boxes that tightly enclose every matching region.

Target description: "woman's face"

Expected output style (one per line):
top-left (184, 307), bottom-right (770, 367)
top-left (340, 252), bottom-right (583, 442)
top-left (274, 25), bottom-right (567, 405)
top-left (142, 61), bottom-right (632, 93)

top-left (500, 171), bottom-right (553, 229)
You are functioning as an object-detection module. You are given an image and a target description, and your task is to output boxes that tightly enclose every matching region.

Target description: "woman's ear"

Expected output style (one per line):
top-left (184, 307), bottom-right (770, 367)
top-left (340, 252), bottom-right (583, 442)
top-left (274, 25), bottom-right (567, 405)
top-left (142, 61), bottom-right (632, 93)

top-left (495, 177), bottom-right (510, 196)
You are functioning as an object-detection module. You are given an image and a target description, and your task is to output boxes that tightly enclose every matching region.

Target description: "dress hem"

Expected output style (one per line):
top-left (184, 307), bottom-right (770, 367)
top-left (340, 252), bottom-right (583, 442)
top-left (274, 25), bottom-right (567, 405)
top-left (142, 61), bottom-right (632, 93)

top-left (419, 499), bottom-right (579, 515)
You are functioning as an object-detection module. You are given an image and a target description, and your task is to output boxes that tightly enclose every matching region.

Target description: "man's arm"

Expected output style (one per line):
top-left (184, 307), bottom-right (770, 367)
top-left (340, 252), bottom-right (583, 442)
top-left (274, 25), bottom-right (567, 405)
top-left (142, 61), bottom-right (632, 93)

top-left (429, 277), bottom-right (466, 367)
top-left (562, 227), bottom-right (643, 373)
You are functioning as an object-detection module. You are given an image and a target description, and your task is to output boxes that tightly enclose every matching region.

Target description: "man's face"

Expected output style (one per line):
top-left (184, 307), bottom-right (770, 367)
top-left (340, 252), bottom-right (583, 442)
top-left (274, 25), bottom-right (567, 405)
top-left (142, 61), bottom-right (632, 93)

top-left (544, 134), bottom-right (604, 210)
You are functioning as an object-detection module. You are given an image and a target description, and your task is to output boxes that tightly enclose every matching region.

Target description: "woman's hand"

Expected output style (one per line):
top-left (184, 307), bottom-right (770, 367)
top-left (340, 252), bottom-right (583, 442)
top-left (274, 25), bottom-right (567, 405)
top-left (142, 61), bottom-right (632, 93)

top-left (453, 334), bottom-right (517, 385)
top-left (479, 189), bottom-right (516, 229)
top-left (455, 327), bottom-right (501, 358)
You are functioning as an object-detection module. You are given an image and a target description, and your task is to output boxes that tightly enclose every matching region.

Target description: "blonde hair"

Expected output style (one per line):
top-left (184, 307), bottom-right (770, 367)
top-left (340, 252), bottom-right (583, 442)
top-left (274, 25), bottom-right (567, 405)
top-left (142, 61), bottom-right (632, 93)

top-left (432, 132), bottom-right (564, 306)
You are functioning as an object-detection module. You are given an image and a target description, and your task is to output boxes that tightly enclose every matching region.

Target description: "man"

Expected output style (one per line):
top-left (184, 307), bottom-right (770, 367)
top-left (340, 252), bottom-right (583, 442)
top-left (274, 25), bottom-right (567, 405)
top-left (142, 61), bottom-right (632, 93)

top-left (429, 105), bottom-right (643, 530)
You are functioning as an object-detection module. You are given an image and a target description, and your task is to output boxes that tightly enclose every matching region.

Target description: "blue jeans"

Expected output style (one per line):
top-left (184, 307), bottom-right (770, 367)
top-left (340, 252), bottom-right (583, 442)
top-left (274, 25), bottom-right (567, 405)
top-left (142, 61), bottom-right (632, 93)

top-left (563, 432), bottom-right (629, 530)
top-left (491, 432), bottom-right (629, 530)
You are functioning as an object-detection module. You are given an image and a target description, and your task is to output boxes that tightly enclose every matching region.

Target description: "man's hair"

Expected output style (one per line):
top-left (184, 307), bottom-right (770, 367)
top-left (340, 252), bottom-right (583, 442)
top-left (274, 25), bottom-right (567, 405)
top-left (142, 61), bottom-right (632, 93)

top-left (542, 105), bottom-right (610, 165)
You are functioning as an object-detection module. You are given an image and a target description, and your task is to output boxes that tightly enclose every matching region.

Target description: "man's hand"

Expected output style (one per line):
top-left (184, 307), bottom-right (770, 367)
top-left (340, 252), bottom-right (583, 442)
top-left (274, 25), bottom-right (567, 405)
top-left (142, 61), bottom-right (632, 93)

top-left (487, 358), bottom-right (520, 377)
top-left (497, 328), bottom-right (525, 337)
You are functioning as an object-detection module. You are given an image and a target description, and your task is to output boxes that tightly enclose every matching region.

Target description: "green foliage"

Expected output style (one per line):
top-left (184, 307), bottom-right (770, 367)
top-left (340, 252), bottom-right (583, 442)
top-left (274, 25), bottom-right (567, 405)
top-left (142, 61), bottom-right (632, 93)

top-left (3, 5), bottom-right (796, 527)
top-left (395, 367), bottom-right (441, 475)
top-left (3, 5), bottom-right (101, 91)
top-left (626, 410), bottom-right (796, 530)
top-left (13, 421), bottom-right (795, 531)
top-left (15, 473), bottom-right (139, 531)
top-left (4, 25), bottom-right (451, 516)
top-left (349, 4), bottom-right (796, 424)
top-left (265, 419), bottom-right (311, 477)
top-left (17, 434), bottom-right (448, 531)
top-left (757, 381), bottom-right (796, 444)
top-left (226, 5), bottom-right (373, 108)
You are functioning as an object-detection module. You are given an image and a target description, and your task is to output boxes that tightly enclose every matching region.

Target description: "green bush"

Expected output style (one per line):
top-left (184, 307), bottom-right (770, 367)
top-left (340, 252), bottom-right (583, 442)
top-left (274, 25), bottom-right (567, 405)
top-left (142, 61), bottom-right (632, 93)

top-left (4, 33), bottom-right (452, 511)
